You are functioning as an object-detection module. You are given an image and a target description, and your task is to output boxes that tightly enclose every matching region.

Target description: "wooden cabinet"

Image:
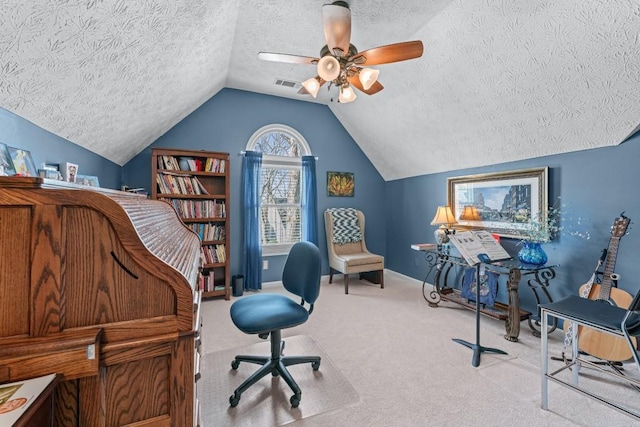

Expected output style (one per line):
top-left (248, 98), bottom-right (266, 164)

top-left (0, 177), bottom-right (202, 426)
top-left (152, 148), bottom-right (230, 300)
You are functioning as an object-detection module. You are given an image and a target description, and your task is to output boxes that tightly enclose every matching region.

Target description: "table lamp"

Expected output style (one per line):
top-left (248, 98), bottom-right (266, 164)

top-left (431, 205), bottom-right (457, 247)
top-left (461, 205), bottom-right (480, 221)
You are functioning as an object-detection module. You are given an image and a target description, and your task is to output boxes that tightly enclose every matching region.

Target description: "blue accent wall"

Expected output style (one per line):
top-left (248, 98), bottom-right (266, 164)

top-left (387, 131), bottom-right (640, 315)
top-left (122, 88), bottom-right (386, 282)
top-left (0, 108), bottom-right (121, 188)
top-left (7, 90), bottom-right (638, 316)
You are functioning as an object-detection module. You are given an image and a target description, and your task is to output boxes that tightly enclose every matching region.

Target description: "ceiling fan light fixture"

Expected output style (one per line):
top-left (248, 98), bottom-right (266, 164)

top-left (359, 67), bottom-right (380, 90)
top-left (339, 84), bottom-right (357, 103)
top-left (301, 77), bottom-right (321, 98)
top-left (317, 55), bottom-right (341, 81)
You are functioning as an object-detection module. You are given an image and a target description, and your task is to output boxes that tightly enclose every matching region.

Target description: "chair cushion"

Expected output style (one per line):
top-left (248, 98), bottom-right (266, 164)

top-left (335, 252), bottom-right (384, 267)
top-left (230, 293), bottom-right (310, 335)
top-left (540, 295), bottom-right (640, 334)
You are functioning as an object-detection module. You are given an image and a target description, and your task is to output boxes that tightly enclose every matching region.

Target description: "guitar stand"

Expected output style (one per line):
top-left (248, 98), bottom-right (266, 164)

top-left (453, 258), bottom-right (508, 367)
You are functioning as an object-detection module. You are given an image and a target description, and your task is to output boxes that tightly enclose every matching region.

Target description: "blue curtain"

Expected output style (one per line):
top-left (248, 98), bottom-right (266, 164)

top-left (301, 155), bottom-right (318, 245)
top-left (242, 151), bottom-right (262, 290)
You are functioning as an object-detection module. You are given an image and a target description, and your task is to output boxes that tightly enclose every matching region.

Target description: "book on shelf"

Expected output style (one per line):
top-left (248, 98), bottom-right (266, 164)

top-left (447, 230), bottom-right (511, 266)
top-left (411, 243), bottom-right (436, 251)
top-left (202, 244), bottom-right (226, 264)
top-left (204, 158), bottom-right (226, 173)
top-left (0, 373), bottom-right (56, 425)
top-left (156, 173), bottom-right (209, 195)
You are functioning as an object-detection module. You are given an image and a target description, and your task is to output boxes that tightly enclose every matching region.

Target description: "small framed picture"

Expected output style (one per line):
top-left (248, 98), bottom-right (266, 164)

top-left (38, 169), bottom-right (63, 180)
top-left (327, 171), bottom-right (355, 197)
top-left (42, 163), bottom-right (60, 171)
top-left (75, 174), bottom-right (100, 187)
top-left (7, 147), bottom-right (37, 177)
top-left (0, 143), bottom-right (16, 176)
top-left (63, 162), bottom-right (79, 183)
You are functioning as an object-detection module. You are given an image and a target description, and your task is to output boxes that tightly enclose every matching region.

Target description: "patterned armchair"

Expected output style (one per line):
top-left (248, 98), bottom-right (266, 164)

top-left (324, 208), bottom-right (384, 294)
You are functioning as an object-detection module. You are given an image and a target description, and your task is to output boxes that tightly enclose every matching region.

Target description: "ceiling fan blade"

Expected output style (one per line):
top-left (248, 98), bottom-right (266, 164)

top-left (258, 52), bottom-right (318, 65)
top-left (348, 74), bottom-right (384, 95)
top-left (322, 1), bottom-right (351, 56)
top-left (351, 40), bottom-right (424, 66)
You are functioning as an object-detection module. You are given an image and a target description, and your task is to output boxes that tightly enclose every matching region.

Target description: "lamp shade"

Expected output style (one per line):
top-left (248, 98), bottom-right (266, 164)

top-left (301, 77), bottom-right (321, 98)
top-left (359, 68), bottom-right (380, 90)
top-left (338, 85), bottom-right (357, 103)
top-left (431, 206), bottom-right (457, 226)
top-left (461, 205), bottom-right (480, 221)
top-left (317, 55), bottom-right (340, 81)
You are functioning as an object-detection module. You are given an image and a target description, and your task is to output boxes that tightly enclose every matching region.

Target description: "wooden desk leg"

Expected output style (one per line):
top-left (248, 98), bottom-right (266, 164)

top-left (504, 268), bottom-right (521, 342)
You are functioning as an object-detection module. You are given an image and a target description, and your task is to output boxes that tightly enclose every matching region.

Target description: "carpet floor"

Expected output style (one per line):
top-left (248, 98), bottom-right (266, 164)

top-left (200, 335), bottom-right (359, 426)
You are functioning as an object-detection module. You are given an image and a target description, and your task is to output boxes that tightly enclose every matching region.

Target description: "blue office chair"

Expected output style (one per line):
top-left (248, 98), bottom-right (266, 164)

top-left (229, 241), bottom-right (322, 408)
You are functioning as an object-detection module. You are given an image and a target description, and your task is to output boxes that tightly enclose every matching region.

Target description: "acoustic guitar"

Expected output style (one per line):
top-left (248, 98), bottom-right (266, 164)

top-left (566, 214), bottom-right (634, 362)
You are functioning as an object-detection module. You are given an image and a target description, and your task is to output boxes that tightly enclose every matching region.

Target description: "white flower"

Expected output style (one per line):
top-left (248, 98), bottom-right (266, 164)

top-left (521, 200), bottom-right (590, 243)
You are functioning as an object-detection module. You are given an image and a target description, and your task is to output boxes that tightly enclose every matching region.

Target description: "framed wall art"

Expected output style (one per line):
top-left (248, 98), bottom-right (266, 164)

top-left (0, 143), bottom-right (16, 176)
top-left (447, 167), bottom-right (548, 238)
top-left (7, 147), bottom-right (37, 177)
top-left (327, 171), bottom-right (354, 197)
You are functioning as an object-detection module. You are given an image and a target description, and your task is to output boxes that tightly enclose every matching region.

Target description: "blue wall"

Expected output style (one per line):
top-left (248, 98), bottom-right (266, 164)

top-left (0, 108), bottom-right (121, 189)
top-left (122, 88), bottom-right (386, 282)
top-left (387, 132), bottom-right (640, 315)
top-left (6, 91), bottom-right (638, 316)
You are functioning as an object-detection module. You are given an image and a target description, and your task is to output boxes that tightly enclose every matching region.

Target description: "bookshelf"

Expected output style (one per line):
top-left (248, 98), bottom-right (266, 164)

top-left (152, 148), bottom-right (230, 300)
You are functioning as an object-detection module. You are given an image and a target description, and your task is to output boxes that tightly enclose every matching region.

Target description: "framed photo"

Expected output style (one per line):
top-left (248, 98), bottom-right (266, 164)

top-left (7, 147), bottom-right (37, 177)
top-left (0, 143), bottom-right (16, 176)
top-left (38, 169), bottom-right (63, 180)
top-left (327, 171), bottom-right (354, 197)
top-left (62, 162), bottom-right (79, 183)
top-left (447, 167), bottom-right (548, 239)
top-left (75, 174), bottom-right (100, 187)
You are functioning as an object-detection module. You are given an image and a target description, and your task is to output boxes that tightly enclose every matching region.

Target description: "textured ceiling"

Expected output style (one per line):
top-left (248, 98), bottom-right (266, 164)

top-left (1, 0), bottom-right (639, 180)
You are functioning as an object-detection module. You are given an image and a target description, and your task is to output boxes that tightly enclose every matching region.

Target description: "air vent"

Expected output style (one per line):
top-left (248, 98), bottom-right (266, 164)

top-left (273, 78), bottom-right (300, 89)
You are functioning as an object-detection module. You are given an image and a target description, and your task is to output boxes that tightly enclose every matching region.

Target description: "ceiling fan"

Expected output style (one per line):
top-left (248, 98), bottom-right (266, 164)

top-left (258, 1), bottom-right (424, 103)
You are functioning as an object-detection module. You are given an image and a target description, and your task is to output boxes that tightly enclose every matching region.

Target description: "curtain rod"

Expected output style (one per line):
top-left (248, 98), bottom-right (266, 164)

top-left (239, 150), bottom-right (318, 160)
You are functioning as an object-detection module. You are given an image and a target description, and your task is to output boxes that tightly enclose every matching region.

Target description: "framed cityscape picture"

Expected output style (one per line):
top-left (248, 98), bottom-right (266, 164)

top-left (7, 147), bottom-right (37, 177)
top-left (447, 167), bottom-right (548, 239)
top-left (0, 143), bottom-right (16, 176)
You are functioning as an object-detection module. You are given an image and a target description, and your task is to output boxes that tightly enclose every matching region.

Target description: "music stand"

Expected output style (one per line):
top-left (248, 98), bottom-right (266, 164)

top-left (452, 253), bottom-right (507, 367)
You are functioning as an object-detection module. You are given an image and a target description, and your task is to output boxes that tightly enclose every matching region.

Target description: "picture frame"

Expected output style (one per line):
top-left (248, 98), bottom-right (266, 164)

top-left (0, 143), bottom-right (16, 176)
top-left (38, 169), bottom-right (63, 180)
top-left (447, 167), bottom-right (548, 239)
top-left (7, 147), bottom-right (37, 177)
top-left (327, 171), bottom-right (355, 197)
top-left (62, 162), bottom-right (79, 183)
top-left (75, 174), bottom-right (100, 187)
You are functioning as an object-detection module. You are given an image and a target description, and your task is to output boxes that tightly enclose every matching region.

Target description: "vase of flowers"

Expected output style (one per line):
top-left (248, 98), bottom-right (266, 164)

top-left (518, 241), bottom-right (548, 265)
top-left (517, 199), bottom-right (590, 266)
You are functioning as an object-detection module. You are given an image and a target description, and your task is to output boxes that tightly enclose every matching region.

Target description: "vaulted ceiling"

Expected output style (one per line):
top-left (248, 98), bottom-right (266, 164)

top-left (1, 1), bottom-right (639, 180)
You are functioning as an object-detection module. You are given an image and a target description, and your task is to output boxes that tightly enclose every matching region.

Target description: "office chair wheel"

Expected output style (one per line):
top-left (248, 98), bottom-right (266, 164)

top-left (231, 360), bottom-right (240, 370)
top-left (229, 393), bottom-right (240, 407)
top-left (311, 361), bottom-right (321, 371)
top-left (290, 394), bottom-right (300, 408)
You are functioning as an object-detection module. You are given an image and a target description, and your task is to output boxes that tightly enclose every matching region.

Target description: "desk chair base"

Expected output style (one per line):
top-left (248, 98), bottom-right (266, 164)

top-left (229, 330), bottom-right (321, 408)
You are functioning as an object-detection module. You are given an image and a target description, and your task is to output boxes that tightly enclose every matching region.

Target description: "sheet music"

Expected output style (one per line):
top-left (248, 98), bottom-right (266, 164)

top-left (447, 230), bottom-right (511, 266)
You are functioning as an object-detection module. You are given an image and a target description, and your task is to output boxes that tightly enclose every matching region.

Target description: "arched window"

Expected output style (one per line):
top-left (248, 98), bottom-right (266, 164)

top-left (247, 124), bottom-right (311, 255)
